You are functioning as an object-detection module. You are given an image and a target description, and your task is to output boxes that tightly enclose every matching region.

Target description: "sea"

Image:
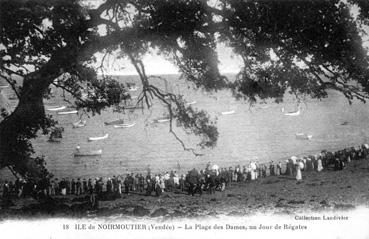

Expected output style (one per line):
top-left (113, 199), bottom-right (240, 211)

top-left (1, 74), bottom-right (369, 179)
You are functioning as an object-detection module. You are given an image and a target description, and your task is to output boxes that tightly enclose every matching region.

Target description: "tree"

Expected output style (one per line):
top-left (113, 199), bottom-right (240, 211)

top-left (0, 0), bottom-right (369, 182)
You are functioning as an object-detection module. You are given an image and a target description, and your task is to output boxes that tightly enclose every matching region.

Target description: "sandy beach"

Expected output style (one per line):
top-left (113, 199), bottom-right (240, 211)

top-left (1, 158), bottom-right (368, 220)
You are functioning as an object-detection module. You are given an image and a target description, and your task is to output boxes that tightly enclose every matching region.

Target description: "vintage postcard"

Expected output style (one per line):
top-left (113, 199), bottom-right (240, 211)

top-left (1, 0), bottom-right (369, 238)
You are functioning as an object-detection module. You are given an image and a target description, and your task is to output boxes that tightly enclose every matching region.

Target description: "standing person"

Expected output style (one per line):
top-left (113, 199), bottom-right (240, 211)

top-left (2, 181), bottom-right (11, 208)
top-left (88, 179), bottom-right (93, 193)
top-left (227, 167), bottom-right (233, 184)
top-left (66, 178), bottom-right (71, 195)
top-left (76, 178), bottom-right (82, 195)
top-left (49, 180), bottom-right (55, 196)
top-left (173, 171), bottom-right (179, 189)
top-left (145, 174), bottom-right (153, 196)
top-left (269, 162), bottom-right (275, 176)
top-left (179, 174), bottom-right (186, 191)
top-left (317, 156), bottom-right (324, 172)
top-left (82, 178), bottom-right (88, 194)
top-left (296, 161), bottom-right (303, 181)
top-left (2, 181), bottom-right (10, 199)
top-left (112, 176), bottom-right (117, 194)
top-left (117, 176), bottom-right (122, 195)
top-left (106, 178), bottom-right (112, 194)
top-left (159, 174), bottom-right (165, 193)
top-left (138, 174), bottom-right (145, 192)
top-left (155, 174), bottom-right (162, 196)
top-left (71, 179), bottom-right (76, 195)
top-left (128, 173), bottom-right (134, 191)
top-left (250, 162), bottom-right (256, 180)
top-left (276, 162), bottom-right (282, 175)
top-left (88, 181), bottom-right (97, 209)
top-left (124, 174), bottom-right (130, 194)
top-left (53, 179), bottom-right (59, 195)
top-left (60, 179), bottom-right (67, 196)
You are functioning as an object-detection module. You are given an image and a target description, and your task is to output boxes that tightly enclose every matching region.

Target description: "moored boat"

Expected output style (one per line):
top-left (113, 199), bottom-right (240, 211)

top-left (88, 133), bottom-right (109, 142)
top-left (113, 122), bottom-right (136, 128)
top-left (128, 86), bottom-right (138, 92)
top-left (284, 109), bottom-right (300, 116)
top-left (221, 110), bottom-right (235, 115)
top-left (72, 119), bottom-right (87, 128)
top-left (185, 101), bottom-right (197, 106)
top-left (58, 110), bottom-right (78, 115)
top-left (153, 117), bottom-right (170, 123)
top-left (104, 119), bottom-right (124, 125)
top-left (295, 133), bottom-right (312, 140)
top-left (74, 149), bottom-right (102, 157)
top-left (47, 106), bottom-right (66, 111)
top-left (48, 127), bottom-right (63, 143)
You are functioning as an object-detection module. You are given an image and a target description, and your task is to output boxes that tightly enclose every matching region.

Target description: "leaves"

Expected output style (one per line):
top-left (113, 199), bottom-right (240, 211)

top-left (1, 0), bottom-right (369, 182)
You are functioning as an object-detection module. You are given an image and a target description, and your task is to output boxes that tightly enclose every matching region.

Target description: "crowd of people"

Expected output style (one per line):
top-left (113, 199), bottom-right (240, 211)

top-left (1, 144), bottom-right (369, 206)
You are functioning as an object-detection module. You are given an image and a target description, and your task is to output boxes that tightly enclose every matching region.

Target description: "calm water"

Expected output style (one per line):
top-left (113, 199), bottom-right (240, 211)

top-left (1, 74), bottom-right (369, 179)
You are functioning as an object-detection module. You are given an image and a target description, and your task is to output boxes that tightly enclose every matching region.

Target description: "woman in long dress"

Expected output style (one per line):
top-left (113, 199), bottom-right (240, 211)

top-left (317, 157), bottom-right (324, 172)
top-left (295, 162), bottom-right (302, 181)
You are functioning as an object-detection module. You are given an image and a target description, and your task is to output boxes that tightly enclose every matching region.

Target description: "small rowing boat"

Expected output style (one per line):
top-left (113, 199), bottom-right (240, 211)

top-left (88, 133), bottom-right (108, 142)
top-left (48, 137), bottom-right (61, 143)
top-left (153, 118), bottom-right (170, 123)
top-left (114, 122), bottom-right (136, 128)
top-left (47, 106), bottom-right (66, 111)
top-left (128, 86), bottom-right (138, 92)
top-left (74, 149), bottom-right (102, 157)
top-left (72, 119), bottom-right (87, 128)
top-left (284, 109), bottom-right (300, 116)
top-left (295, 133), bottom-right (312, 140)
top-left (186, 101), bottom-right (197, 106)
top-left (104, 119), bottom-right (124, 126)
top-left (221, 110), bottom-right (235, 115)
top-left (58, 110), bottom-right (78, 115)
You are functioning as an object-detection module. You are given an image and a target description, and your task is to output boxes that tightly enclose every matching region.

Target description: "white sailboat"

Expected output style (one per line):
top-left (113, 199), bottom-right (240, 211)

top-left (72, 119), bottom-right (87, 128)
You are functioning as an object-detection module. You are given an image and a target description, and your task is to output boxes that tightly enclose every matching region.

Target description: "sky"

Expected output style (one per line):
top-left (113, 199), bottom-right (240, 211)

top-left (94, 43), bottom-right (243, 76)
top-left (90, 0), bottom-right (368, 76)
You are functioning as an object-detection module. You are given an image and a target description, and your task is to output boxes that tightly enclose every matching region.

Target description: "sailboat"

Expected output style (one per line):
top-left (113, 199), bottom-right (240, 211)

top-left (48, 127), bottom-right (63, 143)
top-left (72, 119), bottom-right (87, 128)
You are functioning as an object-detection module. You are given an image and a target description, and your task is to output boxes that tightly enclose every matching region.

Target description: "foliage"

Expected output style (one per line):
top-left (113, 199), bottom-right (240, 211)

top-left (0, 0), bottom-right (369, 181)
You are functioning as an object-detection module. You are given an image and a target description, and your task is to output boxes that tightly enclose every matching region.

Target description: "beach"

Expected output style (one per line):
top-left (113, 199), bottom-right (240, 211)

top-left (1, 157), bottom-right (368, 219)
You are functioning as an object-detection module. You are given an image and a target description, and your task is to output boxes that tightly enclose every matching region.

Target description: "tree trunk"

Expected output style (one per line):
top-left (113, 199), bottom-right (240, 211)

top-left (0, 73), bottom-right (52, 179)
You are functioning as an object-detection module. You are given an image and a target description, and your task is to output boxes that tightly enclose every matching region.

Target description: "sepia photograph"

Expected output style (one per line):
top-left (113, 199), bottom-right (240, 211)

top-left (1, 0), bottom-right (369, 238)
